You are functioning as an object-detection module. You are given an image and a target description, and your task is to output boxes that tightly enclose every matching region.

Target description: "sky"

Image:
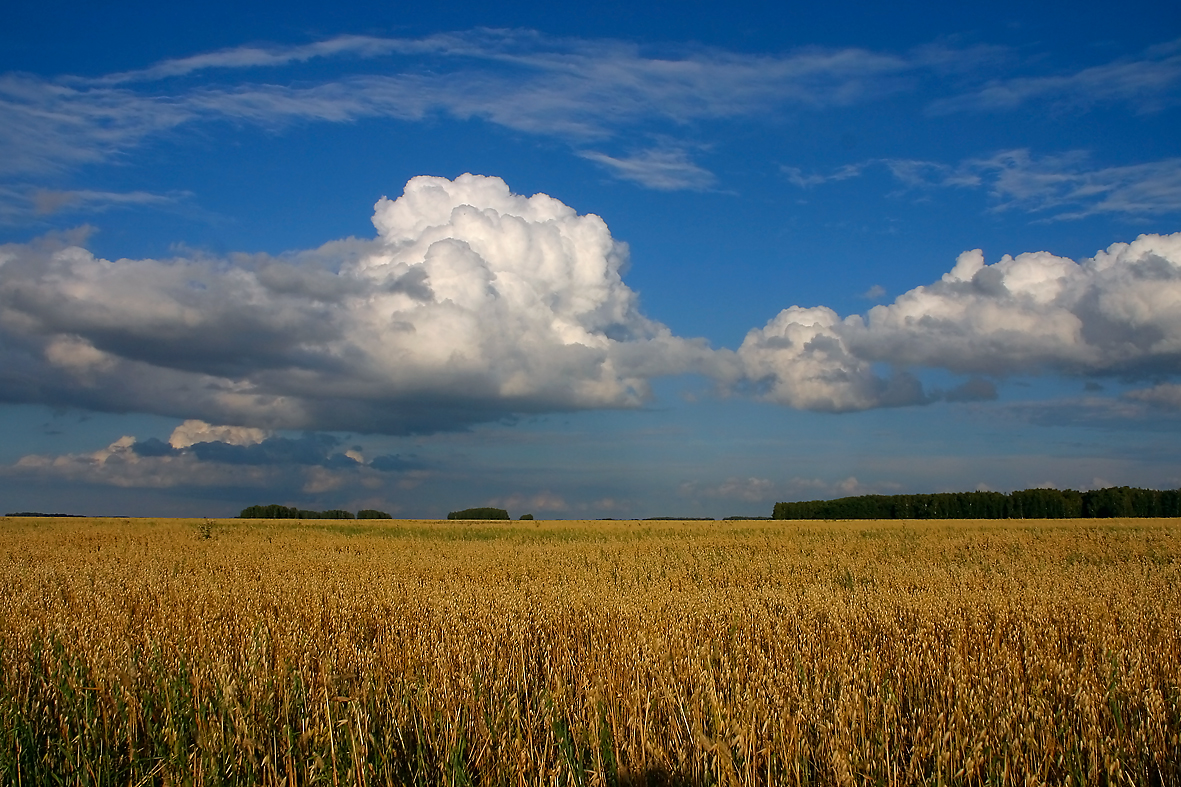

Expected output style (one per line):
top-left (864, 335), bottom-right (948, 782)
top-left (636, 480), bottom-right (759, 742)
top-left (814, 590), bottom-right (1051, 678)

top-left (1, 0), bottom-right (1180, 518)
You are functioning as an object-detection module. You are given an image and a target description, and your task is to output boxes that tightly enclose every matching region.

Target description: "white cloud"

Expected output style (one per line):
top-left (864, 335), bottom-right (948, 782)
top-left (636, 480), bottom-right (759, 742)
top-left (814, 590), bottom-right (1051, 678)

top-left (850, 233), bottom-right (1181, 374)
top-left (10, 436), bottom-right (278, 489)
top-left (168, 420), bottom-right (269, 449)
top-left (737, 305), bottom-right (901, 411)
top-left (8, 445), bottom-right (350, 503)
top-left (0, 174), bottom-right (724, 433)
top-left (580, 148), bottom-right (716, 191)
top-left (1124, 382), bottom-right (1181, 410)
top-left (680, 477), bottom-right (777, 502)
top-left (487, 491), bottom-right (569, 513)
top-left (2, 424), bottom-right (426, 502)
top-left (680, 475), bottom-right (911, 511)
top-left (741, 232), bottom-right (1181, 410)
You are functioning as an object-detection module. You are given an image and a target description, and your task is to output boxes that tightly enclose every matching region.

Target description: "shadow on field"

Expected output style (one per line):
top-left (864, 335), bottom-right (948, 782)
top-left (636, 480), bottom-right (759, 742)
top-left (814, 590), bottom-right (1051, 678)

top-left (618, 768), bottom-right (697, 787)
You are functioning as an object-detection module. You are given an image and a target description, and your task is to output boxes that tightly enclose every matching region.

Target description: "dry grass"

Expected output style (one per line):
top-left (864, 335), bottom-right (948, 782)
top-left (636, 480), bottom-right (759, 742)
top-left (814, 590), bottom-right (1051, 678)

top-left (0, 516), bottom-right (1178, 785)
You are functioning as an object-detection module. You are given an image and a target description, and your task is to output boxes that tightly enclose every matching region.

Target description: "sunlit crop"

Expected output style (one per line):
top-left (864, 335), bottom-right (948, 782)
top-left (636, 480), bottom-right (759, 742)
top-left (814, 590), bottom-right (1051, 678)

top-left (1, 516), bottom-right (1178, 785)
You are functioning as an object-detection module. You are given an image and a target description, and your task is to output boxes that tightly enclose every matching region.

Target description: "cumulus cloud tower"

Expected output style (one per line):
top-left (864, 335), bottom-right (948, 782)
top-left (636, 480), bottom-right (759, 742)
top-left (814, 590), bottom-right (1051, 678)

top-left (347, 173), bottom-right (682, 405)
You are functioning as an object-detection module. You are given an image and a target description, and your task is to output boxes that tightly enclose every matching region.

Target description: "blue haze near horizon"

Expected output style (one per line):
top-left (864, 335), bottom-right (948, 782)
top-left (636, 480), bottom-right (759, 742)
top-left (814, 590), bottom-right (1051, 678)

top-left (0, 0), bottom-right (1179, 518)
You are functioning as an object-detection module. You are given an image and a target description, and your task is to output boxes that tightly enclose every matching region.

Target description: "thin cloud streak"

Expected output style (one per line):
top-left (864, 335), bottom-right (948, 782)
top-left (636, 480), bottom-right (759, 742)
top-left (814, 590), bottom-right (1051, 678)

top-left (86, 35), bottom-right (437, 85)
top-left (781, 163), bottom-right (865, 188)
top-left (929, 38), bottom-right (1181, 114)
top-left (29, 188), bottom-right (184, 216)
top-left (580, 148), bottom-right (717, 191)
top-left (786, 150), bottom-right (1181, 220)
top-left (890, 149), bottom-right (1181, 219)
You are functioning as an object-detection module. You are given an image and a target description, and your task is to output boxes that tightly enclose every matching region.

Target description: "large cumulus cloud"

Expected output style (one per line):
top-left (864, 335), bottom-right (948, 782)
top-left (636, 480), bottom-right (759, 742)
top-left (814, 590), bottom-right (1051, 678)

top-left (3, 172), bottom-right (1180, 425)
top-left (740, 232), bottom-right (1181, 410)
top-left (0, 174), bottom-right (723, 433)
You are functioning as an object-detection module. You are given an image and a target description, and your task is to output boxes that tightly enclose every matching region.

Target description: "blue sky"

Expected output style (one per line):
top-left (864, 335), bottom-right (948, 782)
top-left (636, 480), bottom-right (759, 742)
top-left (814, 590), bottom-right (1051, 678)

top-left (1, 0), bottom-right (1180, 518)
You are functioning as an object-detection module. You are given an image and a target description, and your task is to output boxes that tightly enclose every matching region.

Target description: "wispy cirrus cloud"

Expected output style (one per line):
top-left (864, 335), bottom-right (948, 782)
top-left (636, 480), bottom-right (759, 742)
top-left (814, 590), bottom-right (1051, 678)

top-left (786, 149), bottom-right (1181, 220)
top-left (679, 476), bottom-right (777, 502)
top-left (887, 149), bottom-right (1181, 220)
top-left (580, 147), bottom-right (716, 191)
top-left (29, 188), bottom-right (185, 215)
top-left (680, 475), bottom-right (898, 505)
top-left (4, 30), bottom-right (1176, 199)
top-left (930, 38), bottom-right (1181, 114)
top-left (0, 74), bottom-right (193, 176)
top-left (0, 30), bottom-right (929, 181)
top-left (781, 163), bottom-right (865, 188)
top-left (85, 34), bottom-right (435, 85)
top-left (0, 183), bottom-right (203, 228)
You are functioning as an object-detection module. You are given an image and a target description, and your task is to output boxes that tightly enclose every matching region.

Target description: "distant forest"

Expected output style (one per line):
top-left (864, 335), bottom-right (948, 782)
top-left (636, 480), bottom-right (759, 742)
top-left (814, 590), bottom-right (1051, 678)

top-left (772, 486), bottom-right (1181, 520)
top-left (239, 505), bottom-right (392, 520)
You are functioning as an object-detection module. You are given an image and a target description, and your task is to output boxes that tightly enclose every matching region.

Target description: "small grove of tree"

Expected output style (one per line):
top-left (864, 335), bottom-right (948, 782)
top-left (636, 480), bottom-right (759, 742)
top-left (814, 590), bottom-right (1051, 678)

top-left (771, 486), bottom-right (1181, 520)
top-left (447, 507), bottom-right (510, 520)
top-left (239, 505), bottom-right (382, 520)
top-left (240, 505), bottom-right (299, 519)
top-left (519, 514), bottom-right (534, 520)
top-left (5, 512), bottom-right (86, 517)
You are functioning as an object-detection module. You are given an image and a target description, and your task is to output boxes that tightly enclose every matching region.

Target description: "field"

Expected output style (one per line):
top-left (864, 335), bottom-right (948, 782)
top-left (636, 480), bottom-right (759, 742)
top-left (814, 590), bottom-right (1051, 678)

top-left (0, 516), bottom-right (1178, 785)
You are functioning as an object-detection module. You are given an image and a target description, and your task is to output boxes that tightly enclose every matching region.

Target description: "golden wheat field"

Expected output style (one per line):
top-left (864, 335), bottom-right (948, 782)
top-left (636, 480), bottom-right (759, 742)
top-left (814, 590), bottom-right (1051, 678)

top-left (0, 515), bottom-right (1178, 786)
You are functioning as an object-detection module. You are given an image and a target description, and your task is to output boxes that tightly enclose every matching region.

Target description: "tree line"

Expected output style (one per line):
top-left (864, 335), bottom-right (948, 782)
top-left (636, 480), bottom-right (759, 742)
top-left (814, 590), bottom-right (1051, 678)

top-left (239, 505), bottom-right (392, 519)
top-left (447, 507), bottom-right (510, 520)
top-left (772, 486), bottom-right (1181, 520)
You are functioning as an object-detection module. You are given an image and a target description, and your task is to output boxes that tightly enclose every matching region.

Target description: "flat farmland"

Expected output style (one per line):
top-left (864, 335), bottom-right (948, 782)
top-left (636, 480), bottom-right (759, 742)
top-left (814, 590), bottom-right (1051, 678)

top-left (1, 516), bottom-right (1178, 785)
